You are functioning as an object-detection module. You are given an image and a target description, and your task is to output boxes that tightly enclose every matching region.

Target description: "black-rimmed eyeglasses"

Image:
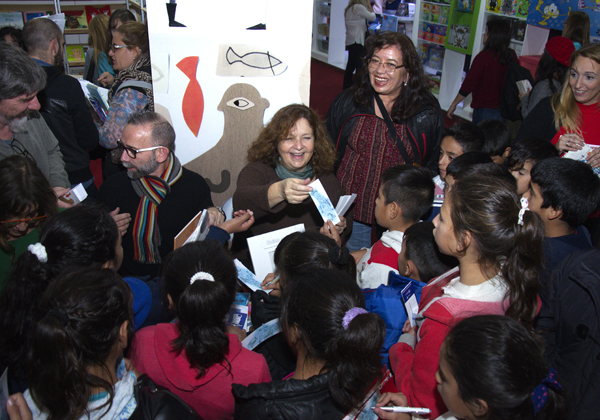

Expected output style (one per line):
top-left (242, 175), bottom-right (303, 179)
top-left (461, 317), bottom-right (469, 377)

top-left (10, 138), bottom-right (31, 158)
top-left (117, 140), bottom-right (165, 159)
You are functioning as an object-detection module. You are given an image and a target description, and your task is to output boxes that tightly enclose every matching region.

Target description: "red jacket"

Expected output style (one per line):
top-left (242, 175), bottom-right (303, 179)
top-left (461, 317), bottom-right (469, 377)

top-left (389, 267), bottom-right (508, 419)
top-left (130, 322), bottom-right (271, 420)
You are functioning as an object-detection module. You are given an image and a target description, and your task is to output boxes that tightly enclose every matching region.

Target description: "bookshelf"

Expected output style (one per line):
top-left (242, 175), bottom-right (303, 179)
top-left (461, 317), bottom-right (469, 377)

top-left (0, 0), bottom-right (144, 74)
top-left (311, 0), bottom-right (347, 70)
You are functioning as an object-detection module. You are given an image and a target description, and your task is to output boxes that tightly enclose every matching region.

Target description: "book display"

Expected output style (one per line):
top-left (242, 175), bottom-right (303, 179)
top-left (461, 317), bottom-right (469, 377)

top-left (0, 0), bottom-right (145, 75)
top-left (444, 0), bottom-right (482, 54)
top-left (415, 0), bottom-right (450, 96)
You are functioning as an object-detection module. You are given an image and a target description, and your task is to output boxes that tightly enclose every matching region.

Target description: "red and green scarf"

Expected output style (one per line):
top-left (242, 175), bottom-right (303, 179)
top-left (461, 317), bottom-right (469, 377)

top-left (131, 155), bottom-right (182, 263)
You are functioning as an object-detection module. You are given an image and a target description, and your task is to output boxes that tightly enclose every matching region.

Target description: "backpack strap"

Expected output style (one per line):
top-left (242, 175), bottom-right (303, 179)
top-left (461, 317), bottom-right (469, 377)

top-left (116, 80), bottom-right (153, 95)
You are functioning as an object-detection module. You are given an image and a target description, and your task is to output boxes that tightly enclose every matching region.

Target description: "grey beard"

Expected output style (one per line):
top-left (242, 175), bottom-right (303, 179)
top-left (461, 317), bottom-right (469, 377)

top-left (9, 116), bottom-right (29, 133)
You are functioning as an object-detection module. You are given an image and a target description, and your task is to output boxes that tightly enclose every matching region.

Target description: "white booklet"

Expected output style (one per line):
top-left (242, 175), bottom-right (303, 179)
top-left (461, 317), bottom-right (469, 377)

top-left (563, 144), bottom-right (600, 177)
top-left (242, 318), bottom-right (281, 350)
top-left (336, 193), bottom-right (357, 217)
top-left (234, 259), bottom-right (271, 294)
top-left (247, 223), bottom-right (305, 281)
top-left (309, 179), bottom-right (341, 224)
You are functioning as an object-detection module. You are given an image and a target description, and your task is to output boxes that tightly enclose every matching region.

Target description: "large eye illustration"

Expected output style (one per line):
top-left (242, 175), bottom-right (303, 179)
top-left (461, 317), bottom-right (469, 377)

top-left (226, 97), bottom-right (256, 110)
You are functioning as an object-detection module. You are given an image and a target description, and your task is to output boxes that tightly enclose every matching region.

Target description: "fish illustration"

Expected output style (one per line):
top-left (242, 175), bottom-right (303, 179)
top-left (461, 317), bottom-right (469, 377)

top-left (217, 44), bottom-right (287, 77)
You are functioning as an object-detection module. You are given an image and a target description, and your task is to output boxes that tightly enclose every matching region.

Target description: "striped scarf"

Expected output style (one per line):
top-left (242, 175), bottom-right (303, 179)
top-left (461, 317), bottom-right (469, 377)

top-left (131, 155), bottom-right (182, 263)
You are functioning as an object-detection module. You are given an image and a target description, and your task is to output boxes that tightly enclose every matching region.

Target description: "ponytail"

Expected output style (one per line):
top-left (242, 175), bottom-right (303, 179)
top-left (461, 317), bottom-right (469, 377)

top-left (25, 269), bottom-right (132, 420)
top-left (449, 169), bottom-right (545, 326)
top-left (0, 246), bottom-right (53, 380)
top-left (0, 205), bottom-right (120, 382)
top-left (502, 207), bottom-right (545, 326)
top-left (162, 241), bottom-right (238, 378)
top-left (280, 269), bottom-right (385, 411)
top-left (327, 310), bottom-right (386, 410)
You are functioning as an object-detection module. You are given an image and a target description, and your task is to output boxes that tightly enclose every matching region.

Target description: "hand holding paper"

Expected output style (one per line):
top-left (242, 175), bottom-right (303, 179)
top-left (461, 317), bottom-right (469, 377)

top-left (234, 259), bottom-right (272, 294)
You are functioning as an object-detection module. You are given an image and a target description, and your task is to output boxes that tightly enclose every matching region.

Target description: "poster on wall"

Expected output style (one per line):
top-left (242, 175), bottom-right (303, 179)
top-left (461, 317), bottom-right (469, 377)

top-left (146, 0), bottom-right (313, 206)
top-left (526, 0), bottom-right (600, 36)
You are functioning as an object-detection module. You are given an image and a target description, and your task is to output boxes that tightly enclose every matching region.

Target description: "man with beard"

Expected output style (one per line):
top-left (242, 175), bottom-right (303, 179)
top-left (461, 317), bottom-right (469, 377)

top-left (23, 18), bottom-right (100, 198)
top-left (0, 42), bottom-right (70, 197)
top-left (98, 111), bottom-right (223, 278)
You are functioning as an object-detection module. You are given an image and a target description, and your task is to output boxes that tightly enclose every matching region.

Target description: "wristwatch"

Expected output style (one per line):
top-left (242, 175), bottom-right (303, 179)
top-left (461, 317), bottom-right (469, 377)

top-left (215, 206), bottom-right (226, 220)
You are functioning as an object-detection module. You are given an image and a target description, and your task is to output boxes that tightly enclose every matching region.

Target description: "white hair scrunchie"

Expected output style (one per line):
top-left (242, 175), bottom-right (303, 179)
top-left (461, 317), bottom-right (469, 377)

top-left (28, 243), bottom-right (48, 263)
top-left (190, 271), bottom-right (215, 284)
top-left (518, 197), bottom-right (530, 226)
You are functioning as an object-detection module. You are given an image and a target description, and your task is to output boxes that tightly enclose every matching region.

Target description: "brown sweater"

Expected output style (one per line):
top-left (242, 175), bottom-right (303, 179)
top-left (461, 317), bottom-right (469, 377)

top-left (232, 161), bottom-right (353, 261)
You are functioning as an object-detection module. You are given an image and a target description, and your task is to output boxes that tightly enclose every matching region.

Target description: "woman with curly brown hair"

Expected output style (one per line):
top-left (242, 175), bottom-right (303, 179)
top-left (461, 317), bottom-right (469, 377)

top-left (326, 32), bottom-right (442, 251)
top-left (232, 104), bottom-right (352, 261)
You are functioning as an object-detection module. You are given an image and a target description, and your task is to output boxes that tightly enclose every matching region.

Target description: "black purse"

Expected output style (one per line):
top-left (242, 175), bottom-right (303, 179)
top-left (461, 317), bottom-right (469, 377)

top-left (129, 374), bottom-right (202, 420)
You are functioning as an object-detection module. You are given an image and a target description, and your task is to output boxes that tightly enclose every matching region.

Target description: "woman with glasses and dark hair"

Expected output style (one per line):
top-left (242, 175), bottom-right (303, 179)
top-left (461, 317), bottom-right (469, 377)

top-left (97, 8), bottom-right (137, 87)
top-left (447, 18), bottom-right (517, 123)
top-left (326, 32), bottom-right (443, 251)
top-left (0, 155), bottom-right (57, 290)
top-left (98, 21), bottom-right (152, 178)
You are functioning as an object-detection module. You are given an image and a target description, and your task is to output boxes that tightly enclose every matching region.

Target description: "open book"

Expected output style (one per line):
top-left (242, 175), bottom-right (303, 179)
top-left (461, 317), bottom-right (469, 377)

top-left (78, 79), bottom-right (110, 123)
top-left (173, 210), bottom-right (210, 249)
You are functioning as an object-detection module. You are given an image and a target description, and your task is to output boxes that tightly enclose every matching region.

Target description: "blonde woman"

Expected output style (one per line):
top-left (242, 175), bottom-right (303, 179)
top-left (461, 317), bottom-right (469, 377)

top-left (552, 43), bottom-right (600, 170)
top-left (84, 14), bottom-right (115, 86)
top-left (344, 0), bottom-right (375, 90)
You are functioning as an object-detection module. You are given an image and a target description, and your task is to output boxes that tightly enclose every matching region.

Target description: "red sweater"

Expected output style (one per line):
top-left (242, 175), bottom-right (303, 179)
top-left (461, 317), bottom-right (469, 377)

top-left (552, 102), bottom-right (600, 146)
top-left (459, 49), bottom-right (516, 110)
top-left (130, 322), bottom-right (271, 420)
top-left (389, 267), bottom-right (508, 419)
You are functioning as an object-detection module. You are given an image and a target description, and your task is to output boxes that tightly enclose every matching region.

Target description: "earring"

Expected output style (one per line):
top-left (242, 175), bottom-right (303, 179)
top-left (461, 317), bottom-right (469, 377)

top-left (403, 80), bottom-right (407, 86)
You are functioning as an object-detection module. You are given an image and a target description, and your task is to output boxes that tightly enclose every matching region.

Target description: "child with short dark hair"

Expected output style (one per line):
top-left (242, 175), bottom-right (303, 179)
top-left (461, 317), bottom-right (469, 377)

top-left (397, 222), bottom-right (458, 283)
top-left (432, 123), bottom-right (486, 217)
top-left (353, 165), bottom-right (434, 289)
top-left (525, 157), bottom-right (600, 270)
top-left (478, 119), bottom-right (512, 164)
top-left (504, 137), bottom-right (559, 195)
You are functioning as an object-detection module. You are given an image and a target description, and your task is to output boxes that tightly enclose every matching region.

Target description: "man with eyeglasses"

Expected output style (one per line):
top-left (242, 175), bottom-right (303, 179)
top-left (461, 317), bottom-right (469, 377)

top-left (23, 18), bottom-right (100, 198)
top-left (0, 42), bottom-right (71, 202)
top-left (98, 111), bottom-right (224, 278)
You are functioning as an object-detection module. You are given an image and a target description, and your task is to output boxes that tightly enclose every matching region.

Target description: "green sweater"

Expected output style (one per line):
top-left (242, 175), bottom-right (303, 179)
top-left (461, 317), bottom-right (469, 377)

top-left (0, 228), bottom-right (40, 292)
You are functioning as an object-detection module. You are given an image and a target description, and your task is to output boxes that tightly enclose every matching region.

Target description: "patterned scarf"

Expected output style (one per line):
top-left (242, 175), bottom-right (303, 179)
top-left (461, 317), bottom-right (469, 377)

top-left (131, 155), bottom-right (182, 263)
top-left (110, 52), bottom-right (154, 111)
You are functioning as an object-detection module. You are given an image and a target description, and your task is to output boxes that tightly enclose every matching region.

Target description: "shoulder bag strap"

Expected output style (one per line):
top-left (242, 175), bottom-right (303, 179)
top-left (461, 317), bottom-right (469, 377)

top-left (373, 93), bottom-right (414, 165)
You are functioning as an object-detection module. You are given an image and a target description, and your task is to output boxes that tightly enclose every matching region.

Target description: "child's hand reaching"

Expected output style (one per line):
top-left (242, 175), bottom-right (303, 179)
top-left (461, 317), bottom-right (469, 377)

top-left (217, 210), bottom-right (255, 234)
top-left (373, 392), bottom-right (411, 420)
top-left (320, 219), bottom-right (342, 246)
top-left (261, 273), bottom-right (281, 297)
top-left (402, 319), bottom-right (417, 336)
top-left (226, 325), bottom-right (247, 342)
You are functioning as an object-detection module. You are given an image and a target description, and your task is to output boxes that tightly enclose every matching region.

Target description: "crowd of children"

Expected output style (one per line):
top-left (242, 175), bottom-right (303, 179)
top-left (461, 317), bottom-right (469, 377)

top-left (2, 113), bottom-right (600, 420)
